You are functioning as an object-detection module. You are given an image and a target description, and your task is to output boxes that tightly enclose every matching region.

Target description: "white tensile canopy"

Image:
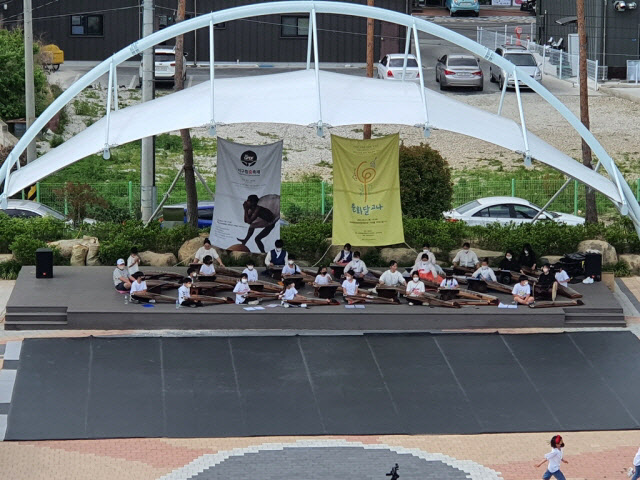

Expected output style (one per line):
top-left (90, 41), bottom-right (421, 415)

top-left (3, 69), bottom-right (622, 204)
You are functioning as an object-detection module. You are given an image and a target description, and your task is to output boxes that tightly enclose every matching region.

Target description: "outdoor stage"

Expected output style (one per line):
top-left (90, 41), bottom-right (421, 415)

top-left (4, 266), bottom-right (625, 330)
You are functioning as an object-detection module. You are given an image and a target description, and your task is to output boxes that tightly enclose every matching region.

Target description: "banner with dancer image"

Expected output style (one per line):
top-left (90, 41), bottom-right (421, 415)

top-left (210, 138), bottom-right (283, 253)
top-left (331, 133), bottom-right (404, 246)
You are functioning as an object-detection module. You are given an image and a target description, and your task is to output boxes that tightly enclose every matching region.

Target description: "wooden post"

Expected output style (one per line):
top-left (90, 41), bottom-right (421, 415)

top-left (363, 0), bottom-right (374, 140)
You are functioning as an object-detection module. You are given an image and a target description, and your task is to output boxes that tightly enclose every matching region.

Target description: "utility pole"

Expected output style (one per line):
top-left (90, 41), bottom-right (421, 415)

top-left (576, 0), bottom-right (598, 223)
top-left (140, 0), bottom-right (155, 222)
top-left (363, 0), bottom-right (374, 140)
top-left (23, 0), bottom-right (36, 163)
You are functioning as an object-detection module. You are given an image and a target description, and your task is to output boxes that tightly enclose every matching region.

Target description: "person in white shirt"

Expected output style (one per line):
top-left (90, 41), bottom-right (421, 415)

top-left (535, 435), bottom-right (568, 480)
top-left (113, 258), bottom-right (135, 291)
top-left (415, 243), bottom-right (436, 266)
top-left (512, 275), bottom-right (535, 305)
top-left (343, 252), bottom-right (368, 279)
top-left (242, 262), bottom-right (258, 282)
top-left (186, 267), bottom-right (199, 283)
top-left (193, 238), bottom-right (225, 267)
top-left (472, 258), bottom-right (497, 282)
top-left (281, 259), bottom-right (301, 276)
top-left (199, 255), bottom-right (216, 276)
top-left (630, 446), bottom-right (640, 480)
top-left (440, 276), bottom-right (459, 288)
top-left (452, 242), bottom-right (480, 269)
top-left (555, 266), bottom-right (570, 288)
top-left (378, 261), bottom-right (406, 287)
top-left (127, 247), bottom-right (141, 275)
top-left (314, 267), bottom-right (332, 286)
top-left (130, 272), bottom-right (155, 303)
top-left (341, 270), bottom-right (359, 297)
top-left (233, 274), bottom-right (252, 304)
top-left (278, 280), bottom-right (299, 302)
top-left (406, 274), bottom-right (426, 297)
top-left (178, 278), bottom-right (202, 307)
top-left (333, 243), bottom-right (353, 265)
top-left (411, 254), bottom-right (441, 283)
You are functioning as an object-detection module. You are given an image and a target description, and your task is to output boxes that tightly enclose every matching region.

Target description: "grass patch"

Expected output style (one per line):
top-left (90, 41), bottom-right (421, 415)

top-left (73, 99), bottom-right (102, 117)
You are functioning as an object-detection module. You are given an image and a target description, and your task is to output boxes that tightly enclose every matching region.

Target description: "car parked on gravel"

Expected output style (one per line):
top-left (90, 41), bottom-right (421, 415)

top-left (435, 54), bottom-right (483, 91)
top-left (445, 0), bottom-right (480, 16)
top-left (138, 47), bottom-right (187, 87)
top-left (489, 45), bottom-right (542, 90)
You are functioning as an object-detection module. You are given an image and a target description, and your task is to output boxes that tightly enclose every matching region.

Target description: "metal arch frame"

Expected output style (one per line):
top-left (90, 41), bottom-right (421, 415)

top-left (2, 1), bottom-right (638, 234)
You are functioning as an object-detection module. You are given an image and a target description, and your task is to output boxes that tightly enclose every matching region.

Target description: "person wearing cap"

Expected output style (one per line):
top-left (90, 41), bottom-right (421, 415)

top-left (535, 435), bottom-right (568, 480)
top-left (113, 258), bottom-right (135, 292)
top-left (242, 261), bottom-right (258, 282)
top-left (452, 242), bottom-right (480, 269)
top-left (281, 257), bottom-right (301, 277)
top-left (194, 238), bottom-right (225, 267)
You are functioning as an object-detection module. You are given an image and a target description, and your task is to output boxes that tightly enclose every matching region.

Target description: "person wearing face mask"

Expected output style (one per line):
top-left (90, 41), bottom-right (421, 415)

top-left (378, 260), bottom-right (407, 287)
top-left (415, 242), bottom-right (445, 276)
top-left (439, 274), bottom-right (459, 288)
top-left (536, 263), bottom-right (556, 300)
top-left (278, 279), bottom-right (299, 302)
top-left (199, 255), bottom-right (216, 276)
top-left (411, 254), bottom-right (442, 283)
top-left (264, 239), bottom-right (288, 276)
top-left (406, 274), bottom-right (426, 298)
top-left (333, 243), bottom-right (353, 265)
top-left (233, 273), bottom-right (252, 304)
top-left (341, 270), bottom-right (359, 297)
top-left (343, 251), bottom-right (369, 279)
top-left (472, 258), bottom-right (497, 282)
top-left (242, 262), bottom-right (258, 282)
top-left (512, 275), bottom-right (535, 305)
top-left (281, 257), bottom-right (301, 277)
top-left (113, 258), bottom-right (136, 292)
top-left (314, 266), bottom-right (333, 286)
top-left (498, 250), bottom-right (519, 284)
top-left (452, 242), bottom-right (480, 270)
top-left (186, 266), bottom-right (199, 283)
top-left (518, 243), bottom-right (537, 272)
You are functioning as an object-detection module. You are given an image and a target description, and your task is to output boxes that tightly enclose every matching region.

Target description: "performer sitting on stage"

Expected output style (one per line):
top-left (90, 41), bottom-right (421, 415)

top-left (281, 258), bottom-right (301, 277)
top-left (473, 258), bottom-right (497, 282)
top-left (518, 243), bottom-right (537, 272)
top-left (512, 275), bottom-right (535, 305)
top-left (378, 261), bottom-right (406, 287)
top-left (343, 252), bottom-right (368, 279)
top-left (555, 265), bottom-right (570, 287)
top-left (130, 272), bottom-right (154, 303)
top-left (452, 242), bottom-right (480, 269)
top-left (113, 258), bottom-right (135, 292)
top-left (536, 264), bottom-right (556, 299)
top-left (187, 266), bottom-right (199, 282)
top-left (440, 275), bottom-right (459, 288)
top-left (406, 274), bottom-right (426, 297)
top-left (194, 238), bottom-right (225, 267)
top-left (499, 250), bottom-right (519, 272)
top-left (333, 243), bottom-right (353, 265)
top-left (199, 255), bottom-right (216, 276)
top-left (264, 239), bottom-right (288, 276)
top-left (314, 267), bottom-right (333, 286)
top-left (242, 261), bottom-right (258, 282)
top-left (415, 242), bottom-right (445, 276)
top-left (233, 274), bottom-right (251, 304)
top-left (127, 247), bottom-right (141, 275)
top-left (411, 254), bottom-right (443, 283)
top-left (178, 278), bottom-right (202, 307)
top-left (340, 270), bottom-right (359, 296)
top-left (278, 279), bottom-right (298, 302)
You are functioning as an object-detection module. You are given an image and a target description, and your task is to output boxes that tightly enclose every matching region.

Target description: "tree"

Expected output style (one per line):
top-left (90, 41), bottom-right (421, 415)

top-left (53, 182), bottom-right (108, 227)
top-left (576, 0), bottom-right (598, 223)
top-left (174, 0), bottom-right (198, 228)
top-left (0, 28), bottom-right (48, 120)
top-left (398, 144), bottom-right (453, 219)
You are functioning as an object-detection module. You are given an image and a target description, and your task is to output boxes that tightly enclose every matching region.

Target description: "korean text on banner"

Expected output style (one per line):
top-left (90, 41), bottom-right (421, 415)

top-left (331, 133), bottom-right (404, 246)
top-left (210, 138), bottom-right (283, 254)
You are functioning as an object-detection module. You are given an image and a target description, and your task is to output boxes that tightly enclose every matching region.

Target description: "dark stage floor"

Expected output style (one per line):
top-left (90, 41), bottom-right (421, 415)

top-left (4, 332), bottom-right (640, 440)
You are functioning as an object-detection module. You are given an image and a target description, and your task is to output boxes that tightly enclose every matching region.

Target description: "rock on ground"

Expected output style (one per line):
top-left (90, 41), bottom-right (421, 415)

top-left (577, 240), bottom-right (617, 265)
top-left (178, 234), bottom-right (209, 263)
top-left (619, 254), bottom-right (640, 273)
top-left (48, 237), bottom-right (99, 258)
top-left (139, 251), bottom-right (177, 267)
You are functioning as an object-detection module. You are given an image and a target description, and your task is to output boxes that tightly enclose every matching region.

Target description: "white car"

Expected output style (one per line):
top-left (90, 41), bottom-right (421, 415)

top-left (443, 196), bottom-right (585, 226)
top-left (138, 47), bottom-right (187, 86)
top-left (1, 199), bottom-right (96, 224)
top-left (376, 54), bottom-right (421, 81)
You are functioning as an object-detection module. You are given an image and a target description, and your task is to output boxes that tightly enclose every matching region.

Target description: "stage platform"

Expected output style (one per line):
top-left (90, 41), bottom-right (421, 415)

top-left (4, 266), bottom-right (625, 331)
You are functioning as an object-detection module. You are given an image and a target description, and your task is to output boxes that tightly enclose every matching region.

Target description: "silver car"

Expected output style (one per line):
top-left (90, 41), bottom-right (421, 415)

top-left (435, 54), bottom-right (483, 91)
top-left (489, 45), bottom-right (542, 90)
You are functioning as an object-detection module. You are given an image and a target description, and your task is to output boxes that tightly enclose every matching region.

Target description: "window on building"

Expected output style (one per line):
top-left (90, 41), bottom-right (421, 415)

top-left (281, 16), bottom-right (309, 37)
top-left (70, 14), bottom-right (104, 36)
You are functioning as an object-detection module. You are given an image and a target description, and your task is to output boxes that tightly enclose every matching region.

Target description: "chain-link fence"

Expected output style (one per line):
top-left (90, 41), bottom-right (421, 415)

top-left (477, 27), bottom-right (605, 90)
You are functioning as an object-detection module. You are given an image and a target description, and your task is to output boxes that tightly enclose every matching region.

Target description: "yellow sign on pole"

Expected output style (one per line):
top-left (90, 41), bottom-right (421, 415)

top-left (331, 133), bottom-right (404, 246)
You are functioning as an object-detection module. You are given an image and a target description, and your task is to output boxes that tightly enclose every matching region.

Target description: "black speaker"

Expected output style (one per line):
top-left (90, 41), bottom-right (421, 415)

top-left (35, 248), bottom-right (53, 279)
top-left (584, 252), bottom-right (602, 281)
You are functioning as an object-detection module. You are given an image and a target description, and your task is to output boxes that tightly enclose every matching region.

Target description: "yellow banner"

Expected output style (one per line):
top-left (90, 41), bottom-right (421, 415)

top-left (331, 133), bottom-right (404, 246)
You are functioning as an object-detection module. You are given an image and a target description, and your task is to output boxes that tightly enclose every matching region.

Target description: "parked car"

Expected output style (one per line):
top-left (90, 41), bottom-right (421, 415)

top-left (376, 54), bottom-right (421, 81)
top-left (0, 199), bottom-right (96, 224)
top-left (162, 201), bottom-right (290, 229)
top-left (443, 197), bottom-right (585, 226)
top-left (489, 45), bottom-right (542, 90)
top-left (435, 54), bottom-right (483, 91)
top-left (445, 0), bottom-right (480, 16)
top-left (138, 47), bottom-right (187, 87)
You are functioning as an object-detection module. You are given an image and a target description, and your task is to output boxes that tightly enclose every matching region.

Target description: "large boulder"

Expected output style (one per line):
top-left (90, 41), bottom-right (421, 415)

top-left (178, 234), bottom-right (209, 263)
top-left (447, 248), bottom-right (504, 264)
top-left (619, 254), bottom-right (640, 273)
top-left (380, 248), bottom-right (418, 266)
top-left (48, 236), bottom-right (98, 258)
top-left (139, 251), bottom-right (177, 267)
top-left (70, 244), bottom-right (88, 266)
top-left (577, 240), bottom-right (617, 265)
top-left (0, 253), bottom-right (14, 263)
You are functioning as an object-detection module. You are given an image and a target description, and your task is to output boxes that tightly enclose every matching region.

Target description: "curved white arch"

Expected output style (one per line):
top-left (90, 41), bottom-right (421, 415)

top-left (2, 1), bottom-right (638, 233)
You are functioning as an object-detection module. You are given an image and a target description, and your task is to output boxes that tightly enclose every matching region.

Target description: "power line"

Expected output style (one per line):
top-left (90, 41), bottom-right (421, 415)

top-left (1, 4), bottom-right (139, 26)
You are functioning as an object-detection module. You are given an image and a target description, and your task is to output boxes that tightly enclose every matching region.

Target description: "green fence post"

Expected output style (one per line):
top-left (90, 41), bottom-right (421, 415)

top-left (636, 178), bottom-right (640, 202)
top-left (321, 181), bottom-right (325, 216)
top-left (511, 178), bottom-right (516, 197)
top-left (574, 180), bottom-right (579, 215)
top-left (128, 181), bottom-right (133, 216)
top-left (64, 195), bottom-right (68, 216)
top-left (36, 182), bottom-right (40, 203)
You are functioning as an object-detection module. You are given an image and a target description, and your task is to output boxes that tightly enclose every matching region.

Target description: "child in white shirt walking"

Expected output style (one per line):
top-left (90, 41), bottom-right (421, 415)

top-left (535, 435), bottom-right (568, 480)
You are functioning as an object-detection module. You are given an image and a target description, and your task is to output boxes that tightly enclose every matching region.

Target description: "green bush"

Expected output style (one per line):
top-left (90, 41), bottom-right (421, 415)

top-left (280, 221), bottom-right (331, 260)
top-left (9, 234), bottom-right (64, 265)
top-left (399, 144), bottom-right (453, 219)
top-left (49, 134), bottom-right (64, 148)
top-left (0, 259), bottom-right (22, 280)
top-left (0, 214), bottom-right (66, 253)
top-left (604, 260), bottom-right (632, 277)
